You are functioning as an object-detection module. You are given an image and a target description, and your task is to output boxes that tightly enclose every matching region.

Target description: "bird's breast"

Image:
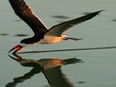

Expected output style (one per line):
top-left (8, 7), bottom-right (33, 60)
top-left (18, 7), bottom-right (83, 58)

top-left (38, 36), bottom-right (64, 44)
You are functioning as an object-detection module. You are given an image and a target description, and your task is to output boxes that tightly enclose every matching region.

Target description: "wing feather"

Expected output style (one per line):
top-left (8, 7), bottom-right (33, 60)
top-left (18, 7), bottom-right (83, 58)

top-left (9, 0), bottom-right (48, 35)
top-left (46, 10), bottom-right (103, 36)
top-left (43, 66), bottom-right (74, 87)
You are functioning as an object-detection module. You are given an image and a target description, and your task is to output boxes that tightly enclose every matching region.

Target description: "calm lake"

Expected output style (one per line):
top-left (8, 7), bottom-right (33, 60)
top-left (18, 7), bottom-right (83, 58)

top-left (0, 0), bottom-right (116, 87)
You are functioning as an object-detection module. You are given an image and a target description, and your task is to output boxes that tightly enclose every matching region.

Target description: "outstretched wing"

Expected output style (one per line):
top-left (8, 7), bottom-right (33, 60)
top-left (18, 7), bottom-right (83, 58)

top-left (39, 58), bottom-right (79, 87)
top-left (9, 0), bottom-right (48, 35)
top-left (46, 10), bottom-right (103, 36)
top-left (43, 66), bottom-right (74, 87)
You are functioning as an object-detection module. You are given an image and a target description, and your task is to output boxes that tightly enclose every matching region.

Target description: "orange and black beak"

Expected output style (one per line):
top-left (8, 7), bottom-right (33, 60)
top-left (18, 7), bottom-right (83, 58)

top-left (8, 44), bottom-right (23, 54)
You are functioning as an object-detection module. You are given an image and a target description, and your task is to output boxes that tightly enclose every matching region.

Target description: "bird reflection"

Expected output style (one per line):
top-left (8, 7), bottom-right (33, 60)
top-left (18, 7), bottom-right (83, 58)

top-left (6, 67), bottom-right (41, 87)
top-left (6, 54), bottom-right (83, 87)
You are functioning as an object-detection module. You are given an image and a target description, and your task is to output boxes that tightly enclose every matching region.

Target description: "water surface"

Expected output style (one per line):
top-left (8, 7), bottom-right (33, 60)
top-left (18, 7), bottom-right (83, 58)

top-left (0, 0), bottom-right (116, 87)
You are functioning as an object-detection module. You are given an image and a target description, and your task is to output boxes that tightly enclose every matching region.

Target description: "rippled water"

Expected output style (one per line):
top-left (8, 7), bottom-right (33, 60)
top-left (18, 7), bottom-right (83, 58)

top-left (0, 0), bottom-right (116, 87)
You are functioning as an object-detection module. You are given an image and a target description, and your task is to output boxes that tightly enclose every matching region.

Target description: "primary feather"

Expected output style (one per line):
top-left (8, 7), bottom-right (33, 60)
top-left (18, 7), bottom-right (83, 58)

top-left (9, 0), bottom-right (48, 35)
top-left (46, 10), bottom-right (103, 36)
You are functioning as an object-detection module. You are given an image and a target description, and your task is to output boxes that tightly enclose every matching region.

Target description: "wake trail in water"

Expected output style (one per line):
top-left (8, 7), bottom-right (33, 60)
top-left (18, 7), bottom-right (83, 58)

top-left (18, 46), bottom-right (116, 54)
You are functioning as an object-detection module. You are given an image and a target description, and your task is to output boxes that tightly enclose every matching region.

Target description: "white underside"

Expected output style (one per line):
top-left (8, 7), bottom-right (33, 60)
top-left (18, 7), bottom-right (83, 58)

top-left (38, 35), bottom-right (64, 44)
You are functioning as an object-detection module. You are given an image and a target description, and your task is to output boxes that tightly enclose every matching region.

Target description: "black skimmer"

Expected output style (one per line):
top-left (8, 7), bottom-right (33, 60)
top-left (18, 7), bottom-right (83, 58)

top-left (8, 0), bottom-right (103, 54)
top-left (8, 54), bottom-right (83, 87)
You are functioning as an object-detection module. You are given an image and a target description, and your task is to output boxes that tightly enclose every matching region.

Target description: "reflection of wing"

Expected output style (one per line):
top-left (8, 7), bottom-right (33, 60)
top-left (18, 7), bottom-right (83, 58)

top-left (6, 67), bottom-right (41, 87)
top-left (38, 58), bottom-right (78, 87)
top-left (8, 53), bottom-right (81, 87)
top-left (42, 66), bottom-right (74, 87)
top-left (9, 0), bottom-right (48, 35)
top-left (46, 10), bottom-right (102, 36)
top-left (34, 58), bottom-right (82, 87)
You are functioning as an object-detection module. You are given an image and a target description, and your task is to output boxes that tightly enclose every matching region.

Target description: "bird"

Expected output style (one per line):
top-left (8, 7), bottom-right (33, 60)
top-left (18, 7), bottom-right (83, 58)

top-left (8, 0), bottom-right (103, 54)
top-left (8, 54), bottom-right (83, 87)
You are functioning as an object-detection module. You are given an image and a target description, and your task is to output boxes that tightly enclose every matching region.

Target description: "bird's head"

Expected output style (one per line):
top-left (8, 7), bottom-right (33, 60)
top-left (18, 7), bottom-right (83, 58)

top-left (8, 37), bottom-right (36, 54)
top-left (8, 42), bottom-right (27, 54)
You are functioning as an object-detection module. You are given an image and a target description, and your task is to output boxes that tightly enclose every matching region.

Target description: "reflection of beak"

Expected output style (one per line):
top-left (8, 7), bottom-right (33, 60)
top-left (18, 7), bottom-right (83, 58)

top-left (8, 44), bottom-right (23, 53)
top-left (8, 54), bottom-right (22, 62)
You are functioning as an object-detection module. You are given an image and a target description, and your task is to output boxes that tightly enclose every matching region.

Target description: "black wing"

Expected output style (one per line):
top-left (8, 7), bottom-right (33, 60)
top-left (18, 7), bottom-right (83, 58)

top-left (38, 58), bottom-right (77, 87)
top-left (9, 0), bottom-right (48, 35)
top-left (46, 10), bottom-right (103, 36)
top-left (43, 66), bottom-right (74, 87)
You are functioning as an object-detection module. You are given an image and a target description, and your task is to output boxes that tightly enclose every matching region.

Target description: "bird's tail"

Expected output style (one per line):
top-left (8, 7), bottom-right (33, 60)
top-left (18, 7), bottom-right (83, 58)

top-left (67, 37), bottom-right (82, 41)
top-left (63, 57), bottom-right (84, 65)
top-left (63, 35), bottom-right (82, 41)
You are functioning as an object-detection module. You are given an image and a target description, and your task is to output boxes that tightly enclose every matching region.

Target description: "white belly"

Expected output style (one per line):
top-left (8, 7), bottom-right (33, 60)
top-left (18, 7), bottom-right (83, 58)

top-left (38, 36), bottom-right (64, 44)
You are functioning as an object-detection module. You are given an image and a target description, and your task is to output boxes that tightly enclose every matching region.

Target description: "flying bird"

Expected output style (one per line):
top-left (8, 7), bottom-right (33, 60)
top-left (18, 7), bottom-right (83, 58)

top-left (8, 0), bottom-right (103, 53)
